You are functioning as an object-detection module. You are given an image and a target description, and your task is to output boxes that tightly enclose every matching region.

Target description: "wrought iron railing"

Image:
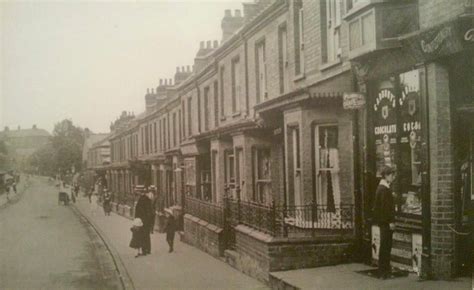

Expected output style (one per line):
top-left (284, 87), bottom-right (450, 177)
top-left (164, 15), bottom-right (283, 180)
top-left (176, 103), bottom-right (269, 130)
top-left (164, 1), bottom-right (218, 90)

top-left (185, 196), bottom-right (224, 228)
top-left (224, 196), bottom-right (354, 237)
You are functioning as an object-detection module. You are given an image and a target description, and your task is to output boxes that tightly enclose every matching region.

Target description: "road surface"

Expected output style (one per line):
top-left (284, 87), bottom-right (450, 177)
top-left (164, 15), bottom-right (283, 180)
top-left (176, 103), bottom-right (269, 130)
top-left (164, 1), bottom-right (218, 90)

top-left (0, 176), bottom-right (121, 290)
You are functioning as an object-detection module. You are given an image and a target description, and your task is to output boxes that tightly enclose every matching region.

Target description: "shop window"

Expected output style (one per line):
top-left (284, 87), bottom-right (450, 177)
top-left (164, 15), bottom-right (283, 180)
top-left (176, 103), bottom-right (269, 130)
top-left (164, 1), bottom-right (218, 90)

top-left (315, 125), bottom-right (340, 212)
top-left (372, 69), bottom-right (423, 216)
top-left (253, 147), bottom-right (271, 204)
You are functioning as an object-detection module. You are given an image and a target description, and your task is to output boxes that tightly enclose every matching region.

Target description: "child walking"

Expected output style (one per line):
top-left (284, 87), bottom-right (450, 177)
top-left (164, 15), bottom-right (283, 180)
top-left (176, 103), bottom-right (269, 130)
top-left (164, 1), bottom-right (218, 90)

top-left (130, 218), bottom-right (143, 257)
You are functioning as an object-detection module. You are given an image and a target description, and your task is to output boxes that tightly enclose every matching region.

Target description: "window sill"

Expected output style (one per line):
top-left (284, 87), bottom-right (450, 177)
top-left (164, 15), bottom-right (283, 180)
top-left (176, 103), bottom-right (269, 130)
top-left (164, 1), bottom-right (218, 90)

top-left (293, 73), bottom-right (305, 82)
top-left (343, 1), bottom-right (373, 20)
top-left (319, 59), bottom-right (342, 71)
top-left (232, 111), bottom-right (241, 118)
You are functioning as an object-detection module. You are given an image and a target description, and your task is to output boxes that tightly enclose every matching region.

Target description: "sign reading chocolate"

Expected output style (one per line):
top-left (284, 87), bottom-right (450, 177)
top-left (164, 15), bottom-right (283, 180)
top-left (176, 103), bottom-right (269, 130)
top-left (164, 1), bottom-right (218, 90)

top-left (375, 124), bottom-right (397, 135)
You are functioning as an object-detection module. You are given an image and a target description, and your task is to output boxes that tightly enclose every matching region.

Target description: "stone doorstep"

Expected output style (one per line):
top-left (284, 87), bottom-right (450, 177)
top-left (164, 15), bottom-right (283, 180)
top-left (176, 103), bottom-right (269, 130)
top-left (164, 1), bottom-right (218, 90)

top-left (268, 273), bottom-right (300, 290)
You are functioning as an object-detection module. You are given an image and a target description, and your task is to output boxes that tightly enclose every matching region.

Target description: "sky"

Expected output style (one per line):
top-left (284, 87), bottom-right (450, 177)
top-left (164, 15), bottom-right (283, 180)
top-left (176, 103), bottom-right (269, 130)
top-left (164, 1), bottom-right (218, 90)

top-left (0, 0), bottom-right (242, 134)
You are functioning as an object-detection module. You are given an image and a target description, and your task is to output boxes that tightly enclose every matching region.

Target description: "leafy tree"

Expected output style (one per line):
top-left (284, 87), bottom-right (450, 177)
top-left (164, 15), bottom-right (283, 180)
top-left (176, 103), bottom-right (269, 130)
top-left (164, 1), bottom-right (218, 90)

top-left (27, 119), bottom-right (85, 176)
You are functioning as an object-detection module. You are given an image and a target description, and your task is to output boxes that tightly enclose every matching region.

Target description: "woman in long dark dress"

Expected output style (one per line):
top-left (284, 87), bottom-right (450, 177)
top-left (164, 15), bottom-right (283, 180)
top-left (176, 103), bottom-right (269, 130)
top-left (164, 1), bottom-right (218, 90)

top-left (134, 190), bottom-right (153, 255)
top-left (103, 189), bottom-right (112, 216)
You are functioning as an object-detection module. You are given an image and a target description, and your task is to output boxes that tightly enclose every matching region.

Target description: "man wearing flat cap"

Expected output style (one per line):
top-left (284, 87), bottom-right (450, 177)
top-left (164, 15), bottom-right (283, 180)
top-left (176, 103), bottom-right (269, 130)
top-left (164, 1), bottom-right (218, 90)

top-left (373, 165), bottom-right (396, 279)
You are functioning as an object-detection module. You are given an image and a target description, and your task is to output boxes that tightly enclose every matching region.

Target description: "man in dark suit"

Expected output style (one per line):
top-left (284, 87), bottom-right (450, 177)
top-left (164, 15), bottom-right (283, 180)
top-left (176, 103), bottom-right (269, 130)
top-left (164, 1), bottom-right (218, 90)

top-left (373, 166), bottom-right (396, 279)
top-left (134, 188), bottom-right (153, 255)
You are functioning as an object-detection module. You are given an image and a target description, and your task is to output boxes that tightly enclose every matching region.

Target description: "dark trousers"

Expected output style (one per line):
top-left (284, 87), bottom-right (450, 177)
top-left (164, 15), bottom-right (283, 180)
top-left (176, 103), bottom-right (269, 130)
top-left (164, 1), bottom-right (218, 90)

top-left (141, 224), bottom-right (151, 254)
top-left (378, 223), bottom-right (393, 274)
top-left (166, 232), bottom-right (175, 251)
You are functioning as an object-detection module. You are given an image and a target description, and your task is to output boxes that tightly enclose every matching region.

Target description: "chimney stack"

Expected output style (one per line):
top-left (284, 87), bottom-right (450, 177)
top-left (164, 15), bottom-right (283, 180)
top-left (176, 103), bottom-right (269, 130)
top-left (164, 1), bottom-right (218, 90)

top-left (33, 124), bottom-right (37, 129)
top-left (213, 40), bottom-right (219, 48)
top-left (200, 41), bottom-right (205, 49)
top-left (221, 8), bottom-right (244, 42)
top-left (169, 78), bottom-right (172, 85)
top-left (4, 126), bottom-right (9, 132)
top-left (176, 67), bottom-right (180, 73)
top-left (206, 40), bottom-right (211, 49)
top-left (187, 65), bottom-right (191, 72)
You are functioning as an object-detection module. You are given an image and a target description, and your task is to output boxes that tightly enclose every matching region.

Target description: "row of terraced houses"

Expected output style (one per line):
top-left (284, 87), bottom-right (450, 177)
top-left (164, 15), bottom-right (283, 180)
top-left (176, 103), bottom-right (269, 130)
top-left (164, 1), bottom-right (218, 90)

top-left (84, 0), bottom-right (474, 283)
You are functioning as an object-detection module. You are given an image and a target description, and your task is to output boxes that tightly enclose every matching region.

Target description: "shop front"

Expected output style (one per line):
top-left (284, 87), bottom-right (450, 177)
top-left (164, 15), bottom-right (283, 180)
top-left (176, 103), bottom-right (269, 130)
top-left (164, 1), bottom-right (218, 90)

top-left (355, 14), bottom-right (474, 278)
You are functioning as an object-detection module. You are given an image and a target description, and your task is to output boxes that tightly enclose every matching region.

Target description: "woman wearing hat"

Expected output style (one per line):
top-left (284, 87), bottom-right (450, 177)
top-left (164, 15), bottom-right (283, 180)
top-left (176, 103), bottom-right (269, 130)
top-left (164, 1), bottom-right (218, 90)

top-left (372, 165), bottom-right (396, 279)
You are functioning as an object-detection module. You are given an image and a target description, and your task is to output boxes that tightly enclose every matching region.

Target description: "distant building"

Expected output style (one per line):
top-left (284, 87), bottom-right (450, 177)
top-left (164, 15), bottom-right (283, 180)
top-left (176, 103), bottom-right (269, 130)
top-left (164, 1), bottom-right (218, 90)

top-left (0, 125), bottom-right (51, 171)
top-left (81, 130), bottom-right (109, 189)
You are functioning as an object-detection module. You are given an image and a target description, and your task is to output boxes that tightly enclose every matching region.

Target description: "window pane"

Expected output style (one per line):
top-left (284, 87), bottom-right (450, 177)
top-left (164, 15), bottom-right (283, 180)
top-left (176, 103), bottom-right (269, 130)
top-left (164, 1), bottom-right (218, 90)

top-left (349, 20), bottom-right (361, 50)
top-left (361, 12), bottom-right (375, 45)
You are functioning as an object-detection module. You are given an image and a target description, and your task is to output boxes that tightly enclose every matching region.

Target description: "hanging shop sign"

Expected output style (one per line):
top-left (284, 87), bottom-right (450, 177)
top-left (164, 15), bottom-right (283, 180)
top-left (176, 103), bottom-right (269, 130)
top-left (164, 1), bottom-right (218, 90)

top-left (402, 17), bottom-right (474, 62)
top-left (343, 93), bottom-right (366, 110)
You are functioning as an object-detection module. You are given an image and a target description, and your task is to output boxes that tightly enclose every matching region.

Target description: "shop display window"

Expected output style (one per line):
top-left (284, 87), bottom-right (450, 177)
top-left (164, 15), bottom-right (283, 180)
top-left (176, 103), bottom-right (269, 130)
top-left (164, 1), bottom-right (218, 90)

top-left (372, 69), bottom-right (423, 216)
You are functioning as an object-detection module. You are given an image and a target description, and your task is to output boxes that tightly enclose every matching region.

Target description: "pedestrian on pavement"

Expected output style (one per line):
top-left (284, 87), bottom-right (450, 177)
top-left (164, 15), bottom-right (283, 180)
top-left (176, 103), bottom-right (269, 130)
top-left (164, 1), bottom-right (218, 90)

top-left (12, 181), bottom-right (17, 194)
top-left (130, 218), bottom-right (143, 257)
top-left (88, 186), bottom-right (94, 203)
top-left (372, 165), bottom-right (397, 279)
top-left (134, 188), bottom-right (153, 255)
top-left (164, 209), bottom-right (176, 253)
top-left (103, 189), bottom-right (112, 216)
top-left (90, 192), bottom-right (99, 215)
top-left (5, 185), bottom-right (10, 201)
top-left (148, 189), bottom-right (157, 234)
top-left (70, 185), bottom-right (76, 203)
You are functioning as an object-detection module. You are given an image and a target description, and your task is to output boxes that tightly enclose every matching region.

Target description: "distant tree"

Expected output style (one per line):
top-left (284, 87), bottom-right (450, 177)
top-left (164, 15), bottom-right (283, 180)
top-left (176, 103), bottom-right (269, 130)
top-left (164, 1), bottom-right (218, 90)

top-left (27, 119), bottom-right (85, 177)
top-left (51, 119), bottom-right (85, 176)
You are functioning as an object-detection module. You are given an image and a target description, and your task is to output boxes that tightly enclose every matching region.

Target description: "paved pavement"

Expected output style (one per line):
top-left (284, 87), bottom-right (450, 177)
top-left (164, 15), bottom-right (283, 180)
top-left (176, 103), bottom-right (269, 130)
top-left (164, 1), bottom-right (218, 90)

top-left (73, 191), bottom-right (268, 290)
top-left (271, 263), bottom-right (472, 290)
top-left (0, 176), bottom-right (121, 290)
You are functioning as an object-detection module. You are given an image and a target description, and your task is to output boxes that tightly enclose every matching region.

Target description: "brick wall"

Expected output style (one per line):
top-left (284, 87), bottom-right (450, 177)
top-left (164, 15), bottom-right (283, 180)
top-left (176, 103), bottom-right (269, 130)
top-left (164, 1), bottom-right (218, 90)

top-left (228, 225), bottom-right (353, 283)
top-left (183, 214), bottom-right (225, 258)
top-left (427, 62), bottom-right (456, 279)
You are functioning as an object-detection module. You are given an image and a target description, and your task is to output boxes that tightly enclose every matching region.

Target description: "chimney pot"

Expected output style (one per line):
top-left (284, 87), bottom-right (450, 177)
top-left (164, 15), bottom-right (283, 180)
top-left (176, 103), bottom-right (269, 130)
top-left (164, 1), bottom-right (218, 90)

top-left (225, 9), bottom-right (231, 17)
top-left (176, 67), bottom-right (180, 73)
top-left (181, 66), bottom-right (185, 72)
top-left (17, 126), bottom-right (20, 130)
top-left (33, 124), bottom-right (37, 129)
top-left (235, 9), bottom-right (242, 17)
top-left (151, 88), bottom-right (155, 94)
top-left (147, 88), bottom-right (150, 94)
top-left (169, 78), bottom-right (172, 85)
top-left (4, 126), bottom-right (9, 131)
top-left (160, 79), bottom-right (163, 85)
top-left (200, 41), bottom-right (205, 48)
top-left (164, 79), bottom-right (167, 85)
top-left (187, 65), bottom-right (191, 72)
top-left (206, 40), bottom-right (211, 48)
top-left (213, 40), bottom-right (218, 48)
